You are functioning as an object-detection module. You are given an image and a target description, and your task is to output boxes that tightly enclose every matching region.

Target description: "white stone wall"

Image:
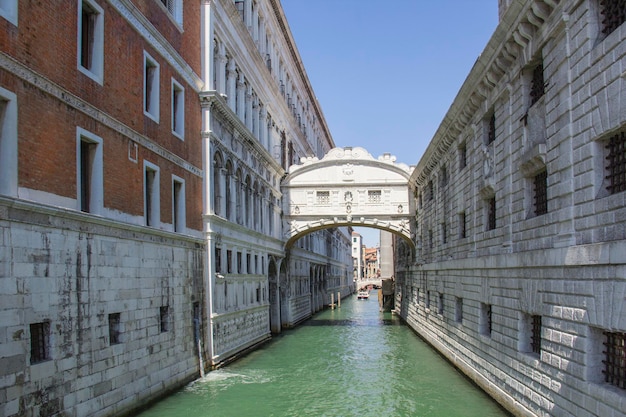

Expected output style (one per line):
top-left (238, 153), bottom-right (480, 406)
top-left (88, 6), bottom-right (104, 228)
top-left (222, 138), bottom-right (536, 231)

top-left (402, 1), bottom-right (626, 416)
top-left (0, 199), bottom-right (205, 417)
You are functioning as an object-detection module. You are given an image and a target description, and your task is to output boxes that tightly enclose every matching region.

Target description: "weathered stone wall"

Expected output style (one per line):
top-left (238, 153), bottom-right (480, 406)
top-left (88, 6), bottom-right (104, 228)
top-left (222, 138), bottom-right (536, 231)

top-left (401, 1), bottom-right (626, 416)
top-left (0, 198), bottom-right (205, 417)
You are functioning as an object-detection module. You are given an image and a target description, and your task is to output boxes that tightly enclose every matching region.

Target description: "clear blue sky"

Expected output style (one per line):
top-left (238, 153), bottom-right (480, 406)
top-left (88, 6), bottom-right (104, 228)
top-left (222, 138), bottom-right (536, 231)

top-left (280, 1), bottom-right (499, 246)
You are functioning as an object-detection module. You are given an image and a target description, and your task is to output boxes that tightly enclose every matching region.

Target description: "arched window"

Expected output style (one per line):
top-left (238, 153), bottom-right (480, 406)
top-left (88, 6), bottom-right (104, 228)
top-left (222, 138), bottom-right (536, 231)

top-left (213, 153), bottom-right (223, 216)
top-left (244, 175), bottom-right (252, 227)
top-left (235, 168), bottom-right (243, 224)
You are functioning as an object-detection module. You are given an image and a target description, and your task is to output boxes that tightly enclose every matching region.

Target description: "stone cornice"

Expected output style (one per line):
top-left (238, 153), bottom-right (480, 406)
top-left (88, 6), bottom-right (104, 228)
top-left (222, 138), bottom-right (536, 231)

top-left (412, 0), bottom-right (561, 187)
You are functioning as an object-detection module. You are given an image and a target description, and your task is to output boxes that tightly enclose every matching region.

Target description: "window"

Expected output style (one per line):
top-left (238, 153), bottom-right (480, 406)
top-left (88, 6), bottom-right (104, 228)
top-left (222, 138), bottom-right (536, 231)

top-left (368, 190), bottom-right (382, 203)
top-left (480, 303), bottom-right (492, 336)
top-left (459, 142), bottom-right (467, 170)
top-left (438, 293), bottom-right (444, 315)
top-left (144, 52), bottom-right (160, 122)
top-left (441, 222), bottom-right (447, 244)
top-left (215, 247), bottom-right (222, 273)
top-left (440, 166), bottom-right (448, 187)
top-left (159, 0), bottom-right (182, 25)
top-left (247, 254), bottom-right (251, 274)
top-left (531, 315), bottom-right (542, 354)
top-left (171, 79), bottom-right (185, 139)
top-left (172, 176), bottom-right (185, 232)
top-left (0, 87), bottom-right (18, 197)
top-left (160, 306), bottom-right (169, 332)
top-left (487, 196), bottom-right (496, 231)
top-left (487, 112), bottom-right (496, 145)
top-left (455, 298), bottom-right (463, 323)
top-left (109, 313), bottom-right (121, 345)
top-left (600, 0), bottom-right (626, 37)
top-left (316, 191), bottom-right (330, 205)
top-left (602, 331), bottom-right (626, 389)
top-left (77, 128), bottom-right (103, 214)
top-left (226, 250), bottom-right (232, 274)
top-left (426, 290), bottom-right (431, 309)
top-left (605, 131), bottom-right (626, 195)
top-left (530, 63), bottom-right (545, 106)
top-left (428, 181), bottom-right (434, 201)
top-left (78, 0), bottom-right (104, 83)
top-left (30, 321), bottom-right (51, 364)
top-left (237, 251), bottom-right (242, 274)
top-left (459, 212), bottom-right (467, 239)
top-left (533, 170), bottom-right (548, 216)
top-left (144, 161), bottom-right (160, 227)
top-left (0, 0), bottom-right (18, 26)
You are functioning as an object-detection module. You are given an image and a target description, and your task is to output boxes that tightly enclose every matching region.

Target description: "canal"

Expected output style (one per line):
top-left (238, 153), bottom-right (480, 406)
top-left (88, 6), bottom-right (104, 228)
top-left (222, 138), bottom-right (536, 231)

top-left (136, 291), bottom-right (510, 417)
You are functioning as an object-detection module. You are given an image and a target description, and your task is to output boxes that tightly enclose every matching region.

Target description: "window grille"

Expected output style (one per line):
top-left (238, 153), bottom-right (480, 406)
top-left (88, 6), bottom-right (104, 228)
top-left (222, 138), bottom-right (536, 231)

top-left (459, 142), bottom-right (467, 170)
top-left (316, 191), bottom-right (330, 205)
top-left (30, 322), bottom-right (50, 363)
top-left (367, 190), bottom-right (381, 203)
top-left (486, 304), bottom-right (492, 335)
top-left (428, 181), bottom-right (434, 201)
top-left (530, 63), bottom-right (545, 106)
top-left (488, 113), bottom-right (496, 144)
top-left (441, 223), bottom-right (447, 244)
top-left (600, 0), bottom-right (626, 36)
top-left (459, 212), bottom-right (467, 239)
top-left (487, 197), bottom-right (496, 230)
top-left (531, 315), bottom-right (542, 354)
top-left (602, 331), bottom-right (626, 389)
top-left (160, 306), bottom-right (169, 332)
top-left (160, 0), bottom-right (175, 14)
top-left (109, 313), bottom-right (121, 345)
top-left (605, 131), bottom-right (626, 194)
top-left (534, 170), bottom-right (548, 215)
top-left (440, 166), bottom-right (448, 187)
top-left (455, 298), bottom-right (463, 323)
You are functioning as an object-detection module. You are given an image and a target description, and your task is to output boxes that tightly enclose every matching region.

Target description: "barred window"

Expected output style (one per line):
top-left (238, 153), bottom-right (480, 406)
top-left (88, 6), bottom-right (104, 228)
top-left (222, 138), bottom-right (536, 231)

top-left (367, 190), bottom-right (381, 203)
top-left (428, 180), bottom-right (434, 201)
top-left (488, 113), bottom-right (496, 144)
top-left (109, 313), bottom-right (121, 345)
top-left (534, 170), bottom-right (548, 215)
top-left (459, 142), bottom-right (467, 170)
top-left (531, 315), bottom-right (542, 354)
top-left (30, 322), bottom-right (51, 363)
top-left (459, 211), bottom-right (467, 239)
top-left (440, 166), bottom-right (448, 187)
top-left (603, 331), bottom-right (626, 389)
top-left (160, 306), bottom-right (169, 333)
top-left (487, 197), bottom-right (496, 230)
top-left (455, 297), bottom-right (463, 323)
top-left (605, 131), bottom-right (626, 194)
top-left (316, 191), bottom-right (330, 205)
top-left (481, 303), bottom-right (492, 336)
top-left (600, 0), bottom-right (626, 37)
top-left (441, 222), bottom-right (447, 244)
top-left (530, 63), bottom-right (545, 106)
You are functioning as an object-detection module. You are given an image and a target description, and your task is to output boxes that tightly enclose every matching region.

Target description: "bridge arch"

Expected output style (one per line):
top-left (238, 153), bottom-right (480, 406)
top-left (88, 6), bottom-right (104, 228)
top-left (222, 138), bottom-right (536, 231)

top-left (281, 147), bottom-right (416, 250)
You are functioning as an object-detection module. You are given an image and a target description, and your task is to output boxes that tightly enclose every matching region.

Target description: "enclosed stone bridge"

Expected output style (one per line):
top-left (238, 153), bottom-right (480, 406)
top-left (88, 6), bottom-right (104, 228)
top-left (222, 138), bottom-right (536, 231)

top-left (281, 147), bottom-right (415, 249)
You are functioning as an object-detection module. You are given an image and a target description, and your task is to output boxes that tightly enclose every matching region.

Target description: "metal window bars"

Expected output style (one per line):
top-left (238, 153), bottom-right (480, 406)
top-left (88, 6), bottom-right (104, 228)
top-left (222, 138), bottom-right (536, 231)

top-left (606, 131), bottom-right (626, 194)
top-left (603, 331), bottom-right (626, 389)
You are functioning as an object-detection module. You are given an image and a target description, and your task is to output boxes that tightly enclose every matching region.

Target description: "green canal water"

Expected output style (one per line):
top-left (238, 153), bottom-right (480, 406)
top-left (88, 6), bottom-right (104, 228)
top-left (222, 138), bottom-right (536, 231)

top-left (136, 291), bottom-right (510, 417)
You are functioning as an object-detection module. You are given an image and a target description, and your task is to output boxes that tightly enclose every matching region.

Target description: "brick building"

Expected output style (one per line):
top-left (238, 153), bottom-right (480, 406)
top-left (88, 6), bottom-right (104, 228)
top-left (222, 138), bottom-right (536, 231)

top-left (0, 1), bottom-right (205, 416)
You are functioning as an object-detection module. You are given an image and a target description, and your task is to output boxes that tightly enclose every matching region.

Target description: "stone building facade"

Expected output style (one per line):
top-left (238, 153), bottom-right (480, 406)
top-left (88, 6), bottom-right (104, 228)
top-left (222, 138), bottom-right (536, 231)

top-left (0, 1), bottom-right (206, 416)
top-left (396, 1), bottom-right (626, 416)
top-left (201, 0), bottom-right (353, 363)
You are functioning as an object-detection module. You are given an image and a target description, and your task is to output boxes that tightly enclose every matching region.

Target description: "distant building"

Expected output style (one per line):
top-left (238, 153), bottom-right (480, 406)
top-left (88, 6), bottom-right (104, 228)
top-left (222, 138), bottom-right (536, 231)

top-left (379, 230), bottom-right (394, 278)
top-left (351, 232), bottom-right (363, 280)
top-left (363, 246), bottom-right (379, 279)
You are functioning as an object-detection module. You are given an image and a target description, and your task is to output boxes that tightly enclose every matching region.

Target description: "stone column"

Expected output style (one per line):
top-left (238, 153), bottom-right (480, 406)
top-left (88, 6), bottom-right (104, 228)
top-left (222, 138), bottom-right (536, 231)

top-left (216, 43), bottom-right (227, 95)
top-left (226, 60), bottom-right (236, 111)
top-left (236, 74), bottom-right (246, 120)
top-left (245, 85), bottom-right (253, 131)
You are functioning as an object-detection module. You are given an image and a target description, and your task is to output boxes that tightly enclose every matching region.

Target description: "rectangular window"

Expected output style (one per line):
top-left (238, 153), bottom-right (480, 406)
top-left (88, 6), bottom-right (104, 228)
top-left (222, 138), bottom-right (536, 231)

top-left (605, 131), bottom-right (626, 195)
top-left (144, 162), bottom-right (160, 227)
top-left (109, 313), bottom-right (121, 345)
top-left (459, 142), bottom-right (467, 170)
top-left (172, 176), bottom-right (185, 232)
top-left (144, 51), bottom-right (160, 122)
top-left (0, 87), bottom-right (18, 197)
top-left (428, 181), bottom-right (434, 201)
top-left (600, 0), bottom-right (626, 37)
top-left (480, 303), bottom-right (492, 336)
top-left (533, 170), bottom-right (548, 216)
top-left (0, 0), bottom-right (18, 26)
top-left (459, 212), bottom-right (467, 239)
top-left (247, 254), bottom-right (251, 274)
top-left (531, 315), bottom-right (542, 355)
top-left (226, 250), bottom-right (232, 274)
top-left (160, 306), bottom-right (169, 333)
top-left (530, 63), bottom-right (545, 106)
top-left (441, 222), bottom-right (447, 244)
top-left (602, 331), bottom-right (626, 389)
top-left (159, 0), bottom-right (182, 25)
top-left (171, 79), bottom-right (185, 139)
top-left (77, 128), bottom-right (103, 214)
top-left (487, 112), bottom-right (496, 145)
top-left (78, 0), bottom-right (104, 83)
top-left (367, 190), bottom-right (382, 203)
top-left (316, 191), bottom-right (330, 205)
top-left (487, 197), bottom-right (496, 231)
top-left (30, 321), bottom-right (51, 364)
top-left (440, 166), bottom-right (448, 187)
top-left (215, 247), bottom-right (222, 273)
top-left (426, 290), bottom-right (431, 309)
top-left (237, 251), bottom-right (242, 274)
top-left (455, 297), bottom-right (463, 323)
top-left (438, 293), bottom-right (444, 315)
